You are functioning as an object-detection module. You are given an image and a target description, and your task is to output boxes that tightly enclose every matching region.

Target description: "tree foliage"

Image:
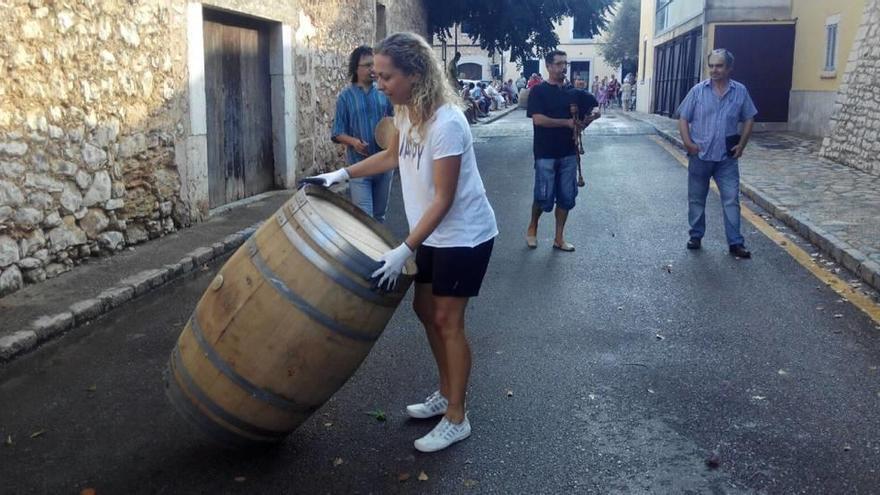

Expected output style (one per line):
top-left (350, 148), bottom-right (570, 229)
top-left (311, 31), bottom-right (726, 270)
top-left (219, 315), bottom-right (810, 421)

top-left (429, 0), bottom-right (616, 63)
top-left (599, 0), bottom-right (640, 68)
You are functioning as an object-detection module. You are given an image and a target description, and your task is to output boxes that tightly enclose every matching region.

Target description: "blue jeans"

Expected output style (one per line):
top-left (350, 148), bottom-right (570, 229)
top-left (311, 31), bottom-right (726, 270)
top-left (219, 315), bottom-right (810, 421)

top-left (534, 155), bottom-right (579, 212)
top-left (687, 155), bottom-right (744, 246)
top-left (349, 170), bottom-right (394, 223)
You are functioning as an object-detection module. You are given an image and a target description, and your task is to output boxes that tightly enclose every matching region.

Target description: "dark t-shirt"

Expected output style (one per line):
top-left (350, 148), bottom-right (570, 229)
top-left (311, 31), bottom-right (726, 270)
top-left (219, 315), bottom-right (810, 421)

top-left (527, 82), bottom-right (599, 159)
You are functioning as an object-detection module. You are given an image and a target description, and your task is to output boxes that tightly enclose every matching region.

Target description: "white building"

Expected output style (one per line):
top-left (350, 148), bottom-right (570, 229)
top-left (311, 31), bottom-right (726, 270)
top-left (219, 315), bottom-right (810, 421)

top-left (433, 15), bottom-right (620, 85)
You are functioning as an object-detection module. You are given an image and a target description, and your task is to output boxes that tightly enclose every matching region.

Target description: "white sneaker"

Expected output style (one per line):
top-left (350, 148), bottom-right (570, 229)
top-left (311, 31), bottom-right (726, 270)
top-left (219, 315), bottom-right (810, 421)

top-left (414, 415), bottom-right (471, 453)
top-left (405, 391), bottom-right (448, 419)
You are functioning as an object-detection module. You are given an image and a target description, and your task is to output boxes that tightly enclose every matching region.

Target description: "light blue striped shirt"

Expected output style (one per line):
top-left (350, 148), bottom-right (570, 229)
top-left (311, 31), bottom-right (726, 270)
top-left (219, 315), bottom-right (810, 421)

top-left (677, 79), bottom-right (758, 162)
top-left (331, 83), bottom-right (393, 165)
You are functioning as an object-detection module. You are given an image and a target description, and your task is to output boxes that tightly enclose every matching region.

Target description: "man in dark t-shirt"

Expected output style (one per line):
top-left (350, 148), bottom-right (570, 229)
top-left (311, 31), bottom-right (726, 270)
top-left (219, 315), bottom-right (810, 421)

top-left (525, 49), bottom-right (599, 252)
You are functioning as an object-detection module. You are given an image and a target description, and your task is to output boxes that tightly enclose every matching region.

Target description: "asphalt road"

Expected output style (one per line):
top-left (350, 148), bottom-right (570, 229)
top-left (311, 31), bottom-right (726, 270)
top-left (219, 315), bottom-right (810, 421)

top-left (2, 110), bottom-right (879, 494)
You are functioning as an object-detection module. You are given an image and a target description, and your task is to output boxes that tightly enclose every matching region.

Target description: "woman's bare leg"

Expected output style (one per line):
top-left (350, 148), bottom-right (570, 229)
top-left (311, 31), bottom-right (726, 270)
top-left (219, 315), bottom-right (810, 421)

top-left (413, 283), bottom-right (449, 398)
top-left (430, 295), bottom-right (470, 423)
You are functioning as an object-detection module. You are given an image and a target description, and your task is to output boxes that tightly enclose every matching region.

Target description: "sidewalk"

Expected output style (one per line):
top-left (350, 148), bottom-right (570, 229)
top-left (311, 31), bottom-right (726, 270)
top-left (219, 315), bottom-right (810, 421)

top-left (0, 191), bottom-right (290, 362)
top-left (624, 110), bottom-right (880, 292)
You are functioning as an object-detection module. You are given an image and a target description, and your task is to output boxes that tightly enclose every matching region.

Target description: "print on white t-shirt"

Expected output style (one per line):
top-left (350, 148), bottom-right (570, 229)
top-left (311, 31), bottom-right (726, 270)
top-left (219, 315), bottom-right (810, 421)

top-left (398, 132), bottom-right (424, 166)
top-left (395, 104), bottom-right (498, 248)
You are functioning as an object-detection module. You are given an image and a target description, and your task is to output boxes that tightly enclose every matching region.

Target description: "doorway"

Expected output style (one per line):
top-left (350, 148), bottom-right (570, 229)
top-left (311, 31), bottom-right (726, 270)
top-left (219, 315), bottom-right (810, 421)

top-left (203, 9), bottom-right (275, 208)
top-left (570, 61), bottom-right (591, 85)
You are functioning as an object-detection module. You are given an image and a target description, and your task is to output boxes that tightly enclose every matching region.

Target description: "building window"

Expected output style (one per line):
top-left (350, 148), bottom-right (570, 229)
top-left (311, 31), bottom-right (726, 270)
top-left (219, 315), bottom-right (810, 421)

top-left (824, 19), bottom-right (838, 71)
top-left (655, 0), bottom-right (672, 32)
top-left (375, 3), bottom-right (387, 44)
top-left (457, 62), bottom-right (482, 81)
top-left (572, 15), bottom-right (592, 39)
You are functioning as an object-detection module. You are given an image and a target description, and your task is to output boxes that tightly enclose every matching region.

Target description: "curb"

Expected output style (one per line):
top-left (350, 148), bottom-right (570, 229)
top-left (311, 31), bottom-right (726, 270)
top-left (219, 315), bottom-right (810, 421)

top-left (475, 105), bottom-right (519, 126)
top-left (0, 222), bottom-right (263, 363)
top-left (626, 112), bottom-right (880, 293)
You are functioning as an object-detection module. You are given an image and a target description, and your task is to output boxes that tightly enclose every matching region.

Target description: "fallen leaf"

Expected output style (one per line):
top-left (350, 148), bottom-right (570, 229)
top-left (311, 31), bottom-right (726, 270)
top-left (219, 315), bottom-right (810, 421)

top-left (397, 472), bottom-right (411, 482)
top-left (366, 410), bottom-right (386, 422)
top-left (704, 452), bottom-right (720, 469)
top-left (843, 445), bottom-right (852, 452)
top-left (30, 430), bottom-right (45, 439)
top-left (647, 388), bottom-right (655, 394)
top-left (4, 435), bottom-right (12, 446)
top-left (777, 369), bottom-right (788, 376)
top-left (324, 422), bottom-right (333, 428)
top-left (333, 457), bottom-right (344, 467)
top-left (816, 306), bottom-right (825, 311)
top-left (779, 240), bottom-right (787, 246)
top-left (588, 394), bottom-right (597, 400)
top-left (655, 333), bottom-right (664, 340)
top-left (80, 489), bottom-right (97, 495)
top-left (751, 395), bottom-right (766, 401)
top-left (663, 264), bottom-right (672, 273)
top-left (234, 476), bottom-right (246, 482)
top-left (617, 306), bottom-right (624, 311)
top-left (418, 471), bottom-right (429, 481)
top-left (833, 314), bottom-right (844, 319)
top-left (86, 385), bottom-right (97, 392)
top-left (463, 479), bottom-right (478, 487)
top-left (506, 390), bottom-right (513, 397)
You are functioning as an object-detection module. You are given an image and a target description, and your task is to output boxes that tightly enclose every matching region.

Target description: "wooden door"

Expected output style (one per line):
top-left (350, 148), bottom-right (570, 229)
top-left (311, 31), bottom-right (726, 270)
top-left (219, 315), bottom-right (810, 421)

top-left (203, 10), bottom-right (275, 208)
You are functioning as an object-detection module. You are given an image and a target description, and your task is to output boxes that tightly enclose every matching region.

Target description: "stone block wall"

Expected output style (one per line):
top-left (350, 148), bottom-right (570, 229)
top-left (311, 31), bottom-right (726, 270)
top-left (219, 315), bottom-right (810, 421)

top-left (0, 0), bottom-right (190, 296)
top-left (819, 0), bottom-right (880, 175)
top-left (0, 0), bottom-right (426, 297)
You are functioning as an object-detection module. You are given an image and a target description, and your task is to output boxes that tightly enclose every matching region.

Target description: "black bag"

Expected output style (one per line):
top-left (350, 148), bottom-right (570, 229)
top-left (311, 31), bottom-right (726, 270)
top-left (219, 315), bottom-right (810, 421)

top-left (725, 134), bottom-right (741, 155)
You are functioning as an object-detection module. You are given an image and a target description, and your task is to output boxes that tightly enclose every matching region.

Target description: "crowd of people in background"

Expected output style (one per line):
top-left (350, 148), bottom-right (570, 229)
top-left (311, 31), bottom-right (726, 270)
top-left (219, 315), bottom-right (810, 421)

top-left (446, 54), bottom-right (638, 125)
top-left (589, 73), bottom-right (636, 111)
top-left (455, 78), bottom-right (519, 124)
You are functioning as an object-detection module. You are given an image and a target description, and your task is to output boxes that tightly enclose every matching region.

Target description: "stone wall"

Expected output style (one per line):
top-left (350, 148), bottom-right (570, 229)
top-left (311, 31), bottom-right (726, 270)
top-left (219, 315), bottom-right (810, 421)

top-left (819, 0), bottom-right (880, 175)
top-left (0, 0), bottom-right (190, 296)
top-left (0, 0), bottom-right (426, 297)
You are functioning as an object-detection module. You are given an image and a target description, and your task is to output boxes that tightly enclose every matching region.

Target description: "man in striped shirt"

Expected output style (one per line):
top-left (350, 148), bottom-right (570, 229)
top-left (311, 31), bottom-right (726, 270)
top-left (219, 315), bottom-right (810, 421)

top-left (678, 48), bottom-right (758, 259)
top-left (332, 45), bottom-right (394, 222)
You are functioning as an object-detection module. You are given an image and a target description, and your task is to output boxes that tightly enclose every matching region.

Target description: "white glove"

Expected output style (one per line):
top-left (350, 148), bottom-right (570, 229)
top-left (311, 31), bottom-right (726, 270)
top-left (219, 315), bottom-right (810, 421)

top-left (371, 242), bottom-right (414, 291)
top-left (307, 168), bottom-right (349, 187)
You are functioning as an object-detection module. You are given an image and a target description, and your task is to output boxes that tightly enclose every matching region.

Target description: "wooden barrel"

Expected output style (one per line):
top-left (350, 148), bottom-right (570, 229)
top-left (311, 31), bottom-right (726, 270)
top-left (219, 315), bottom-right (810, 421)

top-left (164, 185), bottom-right (415, 448)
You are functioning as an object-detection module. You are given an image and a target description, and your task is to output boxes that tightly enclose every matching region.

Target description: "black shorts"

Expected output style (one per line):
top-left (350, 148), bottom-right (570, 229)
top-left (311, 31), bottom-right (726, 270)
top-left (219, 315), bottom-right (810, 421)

top-left (414, 238), bottom-right (494, 297)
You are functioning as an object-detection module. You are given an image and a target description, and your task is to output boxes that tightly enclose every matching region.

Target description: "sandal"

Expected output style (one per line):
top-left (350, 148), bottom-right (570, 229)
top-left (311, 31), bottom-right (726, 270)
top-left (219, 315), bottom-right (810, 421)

top-left (553, 241), bottom-right (575, 252)
top-left (526, 235), bottom-right (537, 249)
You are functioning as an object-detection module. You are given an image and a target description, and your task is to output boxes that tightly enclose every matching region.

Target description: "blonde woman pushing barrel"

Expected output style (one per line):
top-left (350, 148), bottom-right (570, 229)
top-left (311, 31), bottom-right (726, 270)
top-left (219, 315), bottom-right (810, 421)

top-left (308, 32), bottom-right (497, 453)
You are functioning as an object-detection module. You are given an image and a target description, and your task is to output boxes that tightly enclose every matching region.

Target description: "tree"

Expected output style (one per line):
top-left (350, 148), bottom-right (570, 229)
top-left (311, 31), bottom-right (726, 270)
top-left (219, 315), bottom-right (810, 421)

top-left (429, 0), bottom-right (616, 63)
top-left (599, 0), bottom-right (640, 70)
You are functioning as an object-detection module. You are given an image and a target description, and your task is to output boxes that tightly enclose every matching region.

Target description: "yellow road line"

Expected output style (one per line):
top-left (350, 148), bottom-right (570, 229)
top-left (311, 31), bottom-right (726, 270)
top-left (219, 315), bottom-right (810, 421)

top-left (650, 135), bottom-right (880, 325)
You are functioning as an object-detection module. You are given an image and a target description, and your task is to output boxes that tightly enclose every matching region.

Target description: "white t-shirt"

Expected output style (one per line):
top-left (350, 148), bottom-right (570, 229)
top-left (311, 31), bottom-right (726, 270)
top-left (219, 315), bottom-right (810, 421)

top-left (395, 104), bottom-right (498, 248)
